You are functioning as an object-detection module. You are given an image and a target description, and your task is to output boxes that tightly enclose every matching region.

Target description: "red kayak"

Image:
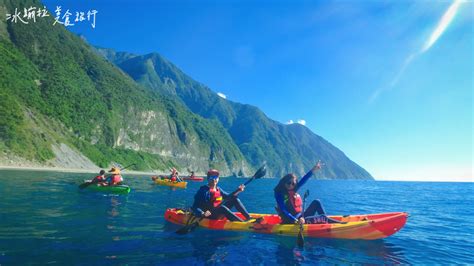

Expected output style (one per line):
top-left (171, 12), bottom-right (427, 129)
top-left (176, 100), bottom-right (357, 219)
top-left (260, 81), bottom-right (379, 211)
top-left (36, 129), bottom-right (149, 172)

top-left (182, 176), bottom-right (204, 181)
top-left (165, 208), bottom-right (408, 240)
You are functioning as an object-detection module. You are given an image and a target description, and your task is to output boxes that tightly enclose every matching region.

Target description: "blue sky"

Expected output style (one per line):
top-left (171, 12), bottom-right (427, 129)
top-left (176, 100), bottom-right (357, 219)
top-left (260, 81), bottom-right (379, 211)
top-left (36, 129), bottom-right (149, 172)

top-left (42, 0), bottom-right (473, 182)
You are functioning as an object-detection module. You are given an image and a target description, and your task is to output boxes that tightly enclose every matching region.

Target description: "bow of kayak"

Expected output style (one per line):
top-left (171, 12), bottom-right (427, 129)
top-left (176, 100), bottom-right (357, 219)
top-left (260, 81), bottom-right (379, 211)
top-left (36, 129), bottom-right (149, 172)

top-left (164, 208), bottom-right (408, 240)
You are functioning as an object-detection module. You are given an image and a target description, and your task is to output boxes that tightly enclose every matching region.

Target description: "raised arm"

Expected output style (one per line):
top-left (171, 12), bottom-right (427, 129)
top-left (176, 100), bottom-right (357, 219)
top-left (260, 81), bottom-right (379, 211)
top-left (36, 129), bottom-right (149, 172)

top-left (295, 160), bottom-right (322, 191)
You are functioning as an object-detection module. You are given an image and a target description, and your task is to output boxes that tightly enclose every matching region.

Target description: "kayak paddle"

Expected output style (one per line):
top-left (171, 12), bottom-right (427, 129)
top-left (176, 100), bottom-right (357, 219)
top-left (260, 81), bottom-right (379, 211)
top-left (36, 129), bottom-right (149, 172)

top-left (175, 164), bottom-right (267, 235)
top-left (297, 189), bottom-right (309, 248)
top-left (78, 163), bottom-right (136, 189)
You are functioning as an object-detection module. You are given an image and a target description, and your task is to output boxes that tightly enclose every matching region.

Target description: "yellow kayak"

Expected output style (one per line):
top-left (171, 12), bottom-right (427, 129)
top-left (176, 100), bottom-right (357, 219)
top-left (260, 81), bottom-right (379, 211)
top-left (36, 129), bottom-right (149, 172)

top-left (152, 176), bottom-right (187, 188)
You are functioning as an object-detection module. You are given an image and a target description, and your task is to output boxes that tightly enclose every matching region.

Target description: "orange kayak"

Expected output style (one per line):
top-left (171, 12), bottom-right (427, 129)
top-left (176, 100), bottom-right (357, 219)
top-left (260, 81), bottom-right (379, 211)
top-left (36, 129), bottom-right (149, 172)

top-left (152, 176), bottom-right (187, 188)
top-left (165, 208), bottom-right (408, 240)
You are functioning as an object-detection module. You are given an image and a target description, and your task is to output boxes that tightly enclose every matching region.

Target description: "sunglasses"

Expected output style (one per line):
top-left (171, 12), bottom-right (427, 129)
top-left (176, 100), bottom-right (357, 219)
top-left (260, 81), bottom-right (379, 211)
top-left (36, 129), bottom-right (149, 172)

top-left (208, 175), bottom-right (219, 181)
top-left (286, 181), bottom-right (297, 186)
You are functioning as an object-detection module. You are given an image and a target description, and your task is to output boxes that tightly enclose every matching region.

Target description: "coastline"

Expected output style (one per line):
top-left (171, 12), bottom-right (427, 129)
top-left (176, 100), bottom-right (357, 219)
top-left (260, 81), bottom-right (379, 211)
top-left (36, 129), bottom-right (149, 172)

top-left (0, 165), bottom-right (165, 176)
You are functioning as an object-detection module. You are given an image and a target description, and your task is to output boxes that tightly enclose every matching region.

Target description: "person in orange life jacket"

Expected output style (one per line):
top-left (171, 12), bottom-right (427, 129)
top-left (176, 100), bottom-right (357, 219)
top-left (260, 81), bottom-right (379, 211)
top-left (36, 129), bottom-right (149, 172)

top-left (191, 169), bottom-right (252, 222)
top-left (91, 170), bottom-right (107, 186)
top-left (106, 167), bottom-right (123, 186)
top-left (274, 161), bottom-right (343, 224)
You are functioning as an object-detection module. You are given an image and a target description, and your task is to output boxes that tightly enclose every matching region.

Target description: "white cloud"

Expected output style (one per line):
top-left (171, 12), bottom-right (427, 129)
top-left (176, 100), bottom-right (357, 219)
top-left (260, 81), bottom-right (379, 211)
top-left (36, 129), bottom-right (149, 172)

top-left (217, 92), bottom-right (227, 99)
top-left (369, 53), bottom-right (415, 103)
top-left (370, 0), bottom-right (466, 103)
top-left (286, 119), bottom-right (306, 126)
top-left (421, 0), bottom-right (464, 53)
top-left (297, 119), bottom-right (306, 125)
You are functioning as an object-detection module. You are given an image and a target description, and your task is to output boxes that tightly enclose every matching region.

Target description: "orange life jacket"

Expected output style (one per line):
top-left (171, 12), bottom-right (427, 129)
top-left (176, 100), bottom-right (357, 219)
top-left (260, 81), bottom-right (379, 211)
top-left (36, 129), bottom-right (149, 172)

top-left (286, 190), bottom-right (303, 214)
top-left (209, 188), bottom-right (223, 208)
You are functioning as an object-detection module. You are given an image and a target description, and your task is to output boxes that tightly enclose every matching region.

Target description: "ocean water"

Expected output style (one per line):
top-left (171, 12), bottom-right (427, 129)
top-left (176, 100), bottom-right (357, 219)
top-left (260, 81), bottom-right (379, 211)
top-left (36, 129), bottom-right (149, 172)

top-left (0, 170), bottom-right (473, 265)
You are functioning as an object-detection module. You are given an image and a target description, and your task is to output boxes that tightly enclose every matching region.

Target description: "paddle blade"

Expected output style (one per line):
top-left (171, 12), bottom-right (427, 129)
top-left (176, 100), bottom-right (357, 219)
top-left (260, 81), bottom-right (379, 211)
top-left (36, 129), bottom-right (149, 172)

top-left (297, 224), bottom-right (305, 248)
top-left (243, 165), bottom-right (267, 186)
top-left (253, 165), bottom-right (267, 179)
top-left (175, 225), bottom-right (192, 235)
top-left (78, 182), bottom-right (92, 189)
top-left (175, 218), bottom-right (202, 235)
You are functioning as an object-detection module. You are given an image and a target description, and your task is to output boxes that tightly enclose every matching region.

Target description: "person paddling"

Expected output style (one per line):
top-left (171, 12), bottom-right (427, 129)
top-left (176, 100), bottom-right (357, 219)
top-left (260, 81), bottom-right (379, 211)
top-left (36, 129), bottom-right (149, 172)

top-left (169, 167), bottom-right (183, 182)
top-left (106, 167), bottom-right (123, 186)
top-left (274, 161), bottom-right (343, 224)
top-left (91, 170), bottom-right (107, 186)
top-left (191, 169), bottom-right (252, 222)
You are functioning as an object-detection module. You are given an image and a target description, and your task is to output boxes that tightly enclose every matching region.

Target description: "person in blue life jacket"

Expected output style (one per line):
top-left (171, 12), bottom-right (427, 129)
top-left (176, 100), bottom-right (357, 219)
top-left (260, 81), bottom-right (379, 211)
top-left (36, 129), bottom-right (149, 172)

top-left (191, 169), bottom-right (252, 222)
top-left (274, 161), bottom-right (344, 224)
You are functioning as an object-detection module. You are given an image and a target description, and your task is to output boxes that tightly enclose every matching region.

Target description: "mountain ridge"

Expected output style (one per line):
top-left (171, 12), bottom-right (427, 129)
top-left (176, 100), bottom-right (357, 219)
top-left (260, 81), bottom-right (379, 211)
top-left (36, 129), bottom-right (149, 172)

top-left (0, 0), bottom-right (373, 179)
top-left (97, 47), bottom-right (373, 179)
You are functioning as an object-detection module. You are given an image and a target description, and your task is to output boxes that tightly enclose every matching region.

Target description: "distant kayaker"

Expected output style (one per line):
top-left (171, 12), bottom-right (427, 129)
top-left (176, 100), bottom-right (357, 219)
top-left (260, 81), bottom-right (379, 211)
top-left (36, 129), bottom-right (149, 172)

top-left (191, 169), bottom-right (252, 222)
top-left (91, 169), bottom-right (107, 186)
top-left (274, 161), bottom-right (342, 224)
top-left (170, 167), bottom-right (183, 182)
top-left (106, 167), bottom-right (123, 186)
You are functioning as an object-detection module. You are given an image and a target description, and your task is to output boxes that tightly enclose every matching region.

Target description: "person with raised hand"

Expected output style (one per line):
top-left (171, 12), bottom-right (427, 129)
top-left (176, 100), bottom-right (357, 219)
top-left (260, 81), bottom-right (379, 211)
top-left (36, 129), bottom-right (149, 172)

top-left (274, 161), bottom-right (342, 224)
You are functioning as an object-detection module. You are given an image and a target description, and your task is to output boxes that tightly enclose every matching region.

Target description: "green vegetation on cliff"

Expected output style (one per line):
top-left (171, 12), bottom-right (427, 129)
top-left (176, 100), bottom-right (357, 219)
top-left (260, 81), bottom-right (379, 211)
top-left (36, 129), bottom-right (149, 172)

top-left (0, 0), bottom-right (249, 173)
top-left (0, 0), bottom-right (373, 178)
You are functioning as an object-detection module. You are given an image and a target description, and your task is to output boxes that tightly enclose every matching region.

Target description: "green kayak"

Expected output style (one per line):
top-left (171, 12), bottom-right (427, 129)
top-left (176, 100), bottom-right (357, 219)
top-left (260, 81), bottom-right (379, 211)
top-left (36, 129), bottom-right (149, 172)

top-left (83, 184), bottom-right (131, 194)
